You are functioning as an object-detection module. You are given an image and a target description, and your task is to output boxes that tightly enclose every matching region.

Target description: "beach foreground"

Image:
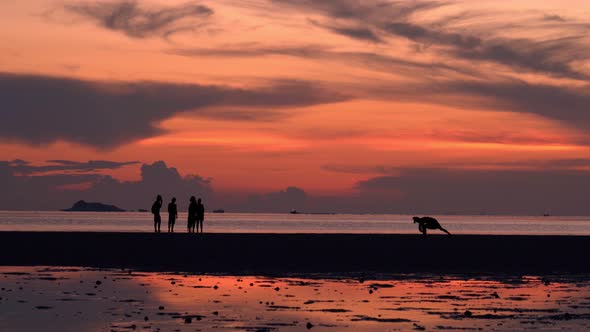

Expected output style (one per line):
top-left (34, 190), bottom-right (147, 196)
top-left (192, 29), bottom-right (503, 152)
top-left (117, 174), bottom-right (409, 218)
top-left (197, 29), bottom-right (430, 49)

top-left (1, 232), bottom-right (588, 274)
top-left (1, 266), bottom-right (590, 332)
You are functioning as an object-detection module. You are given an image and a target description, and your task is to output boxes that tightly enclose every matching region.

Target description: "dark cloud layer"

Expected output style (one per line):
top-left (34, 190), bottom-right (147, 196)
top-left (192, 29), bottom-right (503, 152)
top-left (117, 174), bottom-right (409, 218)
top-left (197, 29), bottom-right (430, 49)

top-left (0, 72), bottom-right (348, 148)
top-left (88, 161), bottom-right (212, 210)
top-left (227, 166), bottom-right (590, 215)
top-left (353, 168), bottom-right (590, 215)
top-left (362, 78), bottom-right (590, 132)
top-left (439, 80), bottom-right (590, 129)
top-left (0, 160), bottom-right (211, 211)
top-left (2, 159), bottom-right (590, 214)
top-left (65, 0), bottom-right (213, 38)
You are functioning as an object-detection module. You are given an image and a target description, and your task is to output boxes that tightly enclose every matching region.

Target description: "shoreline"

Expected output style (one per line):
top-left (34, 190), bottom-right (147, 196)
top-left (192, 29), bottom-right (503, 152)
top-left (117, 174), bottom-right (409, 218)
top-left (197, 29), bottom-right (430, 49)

top-left (1, 232), bottom-right (589, 274)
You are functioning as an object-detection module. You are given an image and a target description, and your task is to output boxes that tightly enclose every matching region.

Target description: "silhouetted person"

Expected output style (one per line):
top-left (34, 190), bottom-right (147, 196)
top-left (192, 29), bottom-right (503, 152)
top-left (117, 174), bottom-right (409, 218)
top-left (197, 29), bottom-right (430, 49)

top-left (196, 198), bottom-right (205, 234)
top-left (168, 197), bottom-right (177, 233)
top-left (188, 196), bottom-right (197, 233)
top-left (413, 216), bottom-right (451, 237)
top-left (151, 195), bottom-right (163, 233)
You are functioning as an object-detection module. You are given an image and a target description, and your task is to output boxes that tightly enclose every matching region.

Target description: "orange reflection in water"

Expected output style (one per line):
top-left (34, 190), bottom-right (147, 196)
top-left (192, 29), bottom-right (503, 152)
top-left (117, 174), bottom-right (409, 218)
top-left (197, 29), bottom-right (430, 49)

top-left (1, 267), bottom-right (590, 332)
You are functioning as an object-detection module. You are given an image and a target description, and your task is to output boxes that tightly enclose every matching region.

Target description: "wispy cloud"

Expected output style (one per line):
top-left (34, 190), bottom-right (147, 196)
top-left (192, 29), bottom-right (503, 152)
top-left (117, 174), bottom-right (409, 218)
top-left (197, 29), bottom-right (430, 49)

top-left (64, 0), bottom-right (213, 38)
top-left (543, 14), bottom-right (567, 22)
top-left (275, 0), bottom-right (590, 80)
top-left (169, 44), bottom-right (478, 78)
top-left (4, 159), bottom-right (140, 175)
top-left (308, 19), bottom-right (383, 43)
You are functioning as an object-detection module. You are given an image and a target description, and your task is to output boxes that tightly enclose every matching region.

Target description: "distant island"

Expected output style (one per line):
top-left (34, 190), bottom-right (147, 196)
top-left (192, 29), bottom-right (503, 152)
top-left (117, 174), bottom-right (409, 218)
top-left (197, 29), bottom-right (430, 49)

top-left (62, 200), bottom-right (125, 212)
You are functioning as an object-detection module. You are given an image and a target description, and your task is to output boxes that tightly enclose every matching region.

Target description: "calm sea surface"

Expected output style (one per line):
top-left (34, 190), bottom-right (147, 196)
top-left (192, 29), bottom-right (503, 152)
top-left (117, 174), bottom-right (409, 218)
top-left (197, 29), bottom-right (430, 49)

top-left (0, 211), bottom-right (589, 235)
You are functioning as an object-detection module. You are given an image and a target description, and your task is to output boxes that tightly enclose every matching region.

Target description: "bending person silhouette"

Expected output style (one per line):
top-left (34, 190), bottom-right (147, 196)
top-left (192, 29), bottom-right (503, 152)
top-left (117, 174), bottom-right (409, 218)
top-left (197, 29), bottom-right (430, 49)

top-left (151, 195), bottom-right (163, 233)
top-left (413, 216), bottom-right (451, 237)
top-left (188, 196), bottom-right (197, 233)
top-left (196, 198), bottom-right (205, 233)
top-left (168, 197), bottom-right (177, 233)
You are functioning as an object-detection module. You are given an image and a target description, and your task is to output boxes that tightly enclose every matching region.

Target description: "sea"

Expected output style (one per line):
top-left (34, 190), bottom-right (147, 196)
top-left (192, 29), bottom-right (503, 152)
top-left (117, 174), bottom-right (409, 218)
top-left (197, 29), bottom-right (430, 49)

top-left (0, 211), bottom-right (589, 235)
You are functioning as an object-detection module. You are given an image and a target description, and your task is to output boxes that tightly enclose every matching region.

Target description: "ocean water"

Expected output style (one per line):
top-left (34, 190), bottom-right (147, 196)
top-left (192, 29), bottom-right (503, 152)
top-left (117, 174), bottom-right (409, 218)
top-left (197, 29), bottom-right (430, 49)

top-left (0, 211), bottom-right (589, 235)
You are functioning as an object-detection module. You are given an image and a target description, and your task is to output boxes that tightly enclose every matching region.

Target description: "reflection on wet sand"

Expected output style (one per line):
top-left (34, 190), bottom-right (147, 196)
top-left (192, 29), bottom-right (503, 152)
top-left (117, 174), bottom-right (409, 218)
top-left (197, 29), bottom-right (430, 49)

top-left (1, 267), bottom-right (590, 331)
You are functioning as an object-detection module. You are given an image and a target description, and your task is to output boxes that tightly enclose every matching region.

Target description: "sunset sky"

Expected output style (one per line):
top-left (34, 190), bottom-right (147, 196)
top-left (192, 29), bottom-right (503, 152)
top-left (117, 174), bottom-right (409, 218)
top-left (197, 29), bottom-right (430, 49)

top-left (2, 0), bottom-right (590, 213)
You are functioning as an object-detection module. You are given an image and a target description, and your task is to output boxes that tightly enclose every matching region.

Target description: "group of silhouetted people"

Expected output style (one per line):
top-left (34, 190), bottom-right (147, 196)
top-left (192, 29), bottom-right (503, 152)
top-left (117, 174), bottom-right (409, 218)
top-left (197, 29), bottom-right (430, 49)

top-left (151, 194), bottom-right (451, 237)
top-left (151, 195), bottom-right (205, 233)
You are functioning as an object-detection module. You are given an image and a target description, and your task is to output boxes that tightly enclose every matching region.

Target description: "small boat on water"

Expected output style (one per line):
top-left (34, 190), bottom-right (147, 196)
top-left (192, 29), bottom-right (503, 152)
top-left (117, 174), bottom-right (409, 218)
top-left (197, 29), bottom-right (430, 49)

top-left (213, 209), bottom-right (225, 213)
top-left (290, 209), bottom-right (300, 214)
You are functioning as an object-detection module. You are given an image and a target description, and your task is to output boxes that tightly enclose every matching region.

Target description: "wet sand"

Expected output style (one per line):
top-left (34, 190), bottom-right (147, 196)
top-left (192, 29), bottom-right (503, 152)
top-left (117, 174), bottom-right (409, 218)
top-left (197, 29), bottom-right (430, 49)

top-left (0, 232), bottom-right (588, 274)
top-left (1, 266), bottom-right (590, 331)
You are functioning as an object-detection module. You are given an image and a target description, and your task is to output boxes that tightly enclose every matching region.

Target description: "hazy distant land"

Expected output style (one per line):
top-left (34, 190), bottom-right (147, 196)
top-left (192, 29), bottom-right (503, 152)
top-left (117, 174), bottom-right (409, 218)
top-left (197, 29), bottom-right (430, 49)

top-left (61, 200), bottom-right (125, 212)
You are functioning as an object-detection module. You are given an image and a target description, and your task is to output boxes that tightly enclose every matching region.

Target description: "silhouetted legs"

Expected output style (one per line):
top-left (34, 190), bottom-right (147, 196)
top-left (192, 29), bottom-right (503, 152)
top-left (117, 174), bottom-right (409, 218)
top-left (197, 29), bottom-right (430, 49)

top-left (196, 219), bottom-right (203, 233)
top-left (418, 224), bottom-right (427, 237)
top-left (154, 214), bottom-right (161, 233)
top-left (438, 226), bottom-right (452, 236)
top-left (418, 222), bottom-right (451, 237)
top-left (168, 218), bottom-right (175, 233)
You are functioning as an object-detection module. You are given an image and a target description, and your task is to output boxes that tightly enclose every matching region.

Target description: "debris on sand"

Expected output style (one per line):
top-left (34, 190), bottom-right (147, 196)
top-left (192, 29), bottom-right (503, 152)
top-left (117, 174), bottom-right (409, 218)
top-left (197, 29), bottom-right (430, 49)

top-left (351, 315), bottom-right (412, 323)
top-left (413, 322), bottom-right (426, 330)
top-left (35, 306), bottom-right (52, 310)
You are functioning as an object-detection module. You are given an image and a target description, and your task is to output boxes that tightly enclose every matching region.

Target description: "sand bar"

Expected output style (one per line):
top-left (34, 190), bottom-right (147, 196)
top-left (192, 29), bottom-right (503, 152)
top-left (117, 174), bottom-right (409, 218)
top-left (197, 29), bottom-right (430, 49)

top-left (0, 232), bottom-right (588, 274)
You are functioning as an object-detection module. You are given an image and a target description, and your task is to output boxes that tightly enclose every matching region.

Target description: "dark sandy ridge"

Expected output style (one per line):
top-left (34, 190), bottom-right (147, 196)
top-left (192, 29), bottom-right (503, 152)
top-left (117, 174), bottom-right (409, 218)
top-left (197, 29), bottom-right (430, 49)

top-left (0, 232), bottom-right (588, 274)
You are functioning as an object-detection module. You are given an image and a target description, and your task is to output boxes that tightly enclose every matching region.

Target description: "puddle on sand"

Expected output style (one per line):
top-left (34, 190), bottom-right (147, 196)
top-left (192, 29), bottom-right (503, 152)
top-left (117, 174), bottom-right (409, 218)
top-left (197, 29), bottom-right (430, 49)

top-left (1, 267), bottom-right (590, 331)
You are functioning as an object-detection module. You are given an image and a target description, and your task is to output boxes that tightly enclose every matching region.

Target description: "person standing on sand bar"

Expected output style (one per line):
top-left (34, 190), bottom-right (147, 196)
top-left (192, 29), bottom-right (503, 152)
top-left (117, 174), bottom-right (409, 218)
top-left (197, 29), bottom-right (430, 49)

top-left (196, 198), bottom-right (205, 234)
top-left (188, 196), bottom-right (197, 233)
top-left (168, 197), bottom-right (177, 233)
top-left (151, 195), bottom-right (163, 233)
